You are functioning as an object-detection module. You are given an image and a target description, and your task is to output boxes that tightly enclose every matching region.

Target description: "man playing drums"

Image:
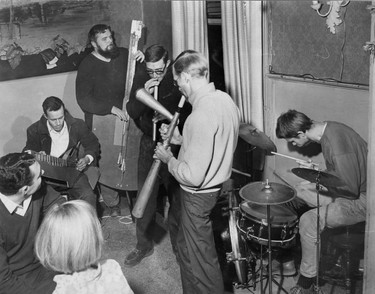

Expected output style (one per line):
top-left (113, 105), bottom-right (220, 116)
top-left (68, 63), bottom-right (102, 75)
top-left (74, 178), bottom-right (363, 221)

top-left (276, 109), bottom-right (367, 294)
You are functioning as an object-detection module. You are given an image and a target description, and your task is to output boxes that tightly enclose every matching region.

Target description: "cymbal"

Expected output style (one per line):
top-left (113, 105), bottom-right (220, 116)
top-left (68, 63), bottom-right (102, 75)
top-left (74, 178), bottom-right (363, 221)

top-left (239, 181), bottom-right (296, 205)
top-left (291, 168), bottom-right (344, 187)
top-left (291, 168), bottom-right (357, 199)
top-left (239, 123), bottom-right (277, 155)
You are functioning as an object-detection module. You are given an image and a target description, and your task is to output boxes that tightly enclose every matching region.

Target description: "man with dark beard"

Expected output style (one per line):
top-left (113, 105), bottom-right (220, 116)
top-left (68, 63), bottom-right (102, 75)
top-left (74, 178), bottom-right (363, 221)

top-left (76, 24), bottom-right (144, 217)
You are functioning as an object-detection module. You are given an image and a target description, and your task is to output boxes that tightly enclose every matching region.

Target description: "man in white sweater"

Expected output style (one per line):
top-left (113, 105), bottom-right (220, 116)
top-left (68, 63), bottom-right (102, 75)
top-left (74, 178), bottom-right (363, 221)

top-left (155, 50), bottom-right (240, 294)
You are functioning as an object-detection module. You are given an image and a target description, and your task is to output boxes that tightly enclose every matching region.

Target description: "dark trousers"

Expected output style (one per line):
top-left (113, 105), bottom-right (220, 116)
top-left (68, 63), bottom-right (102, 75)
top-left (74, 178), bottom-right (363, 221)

top-left (135, 135), bottom-right (179, 250)
top-left (68, 173), bottom-right (97, 209)
top-left (175, 188), bottom-right (224, 294)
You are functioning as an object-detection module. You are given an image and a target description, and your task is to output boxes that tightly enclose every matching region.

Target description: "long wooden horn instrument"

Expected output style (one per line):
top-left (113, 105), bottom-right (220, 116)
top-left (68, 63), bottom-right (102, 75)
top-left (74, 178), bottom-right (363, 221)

top-left (132, 95), bottom-right (186, 218)
top-left (135, 88), bottom-right (174, 121)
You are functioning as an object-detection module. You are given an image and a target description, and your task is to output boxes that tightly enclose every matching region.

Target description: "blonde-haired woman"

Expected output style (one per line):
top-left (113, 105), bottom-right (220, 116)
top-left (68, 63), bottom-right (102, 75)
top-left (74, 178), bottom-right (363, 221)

top-left (35, 200), bottom-right (133, 294)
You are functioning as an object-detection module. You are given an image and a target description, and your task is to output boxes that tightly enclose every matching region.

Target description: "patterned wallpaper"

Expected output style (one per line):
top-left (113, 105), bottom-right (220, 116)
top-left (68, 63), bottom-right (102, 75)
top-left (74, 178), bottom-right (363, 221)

top-left (269, 1), bottom-right (371, 86)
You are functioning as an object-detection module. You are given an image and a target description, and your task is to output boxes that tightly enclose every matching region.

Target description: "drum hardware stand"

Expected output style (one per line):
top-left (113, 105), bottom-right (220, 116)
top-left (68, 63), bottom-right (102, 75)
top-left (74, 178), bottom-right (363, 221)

top-left (313, 173), bottom-right (325, 294)
top-left (238, 180), bottom-right (296, 294)
top-left (258, 204), bottom-right (289, 294)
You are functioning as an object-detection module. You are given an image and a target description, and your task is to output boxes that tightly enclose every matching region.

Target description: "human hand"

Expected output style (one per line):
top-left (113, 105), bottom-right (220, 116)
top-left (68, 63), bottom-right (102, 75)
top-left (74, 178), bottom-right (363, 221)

top-left (296, 159), bottom-right (319, 170)
top-left (111, 106), bottom-right (128, 121)
top-left (144, 78), bottom-right (160, 94)
top-left (154, 142), bottom-right (173, 164)
top-left (76, 156), bottom-right (89, 171)
top-left (135, 50), bottom-right (145, 62)
top-left (159, 123), bottom-right (183, 145)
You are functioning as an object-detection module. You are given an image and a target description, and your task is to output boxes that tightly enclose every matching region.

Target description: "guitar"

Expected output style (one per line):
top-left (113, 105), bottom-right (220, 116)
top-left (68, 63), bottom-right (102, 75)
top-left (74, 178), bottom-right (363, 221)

top-left (30, 146), bottom-right (100, 189)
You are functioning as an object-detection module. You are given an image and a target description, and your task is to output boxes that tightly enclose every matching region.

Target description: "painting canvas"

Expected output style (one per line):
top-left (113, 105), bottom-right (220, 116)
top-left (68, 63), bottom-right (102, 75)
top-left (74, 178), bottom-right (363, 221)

top-left (0, 0), bottom-right (111, 81)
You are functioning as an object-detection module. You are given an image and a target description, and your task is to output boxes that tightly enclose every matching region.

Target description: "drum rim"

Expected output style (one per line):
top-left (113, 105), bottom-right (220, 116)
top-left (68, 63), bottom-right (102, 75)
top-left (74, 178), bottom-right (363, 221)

top-left (239, 202), bottom-right (298, 225)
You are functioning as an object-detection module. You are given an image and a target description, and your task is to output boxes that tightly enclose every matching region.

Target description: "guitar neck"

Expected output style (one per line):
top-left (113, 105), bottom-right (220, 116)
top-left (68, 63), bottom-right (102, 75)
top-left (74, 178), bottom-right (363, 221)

top-left (34, 153), bottom-right (76, 168)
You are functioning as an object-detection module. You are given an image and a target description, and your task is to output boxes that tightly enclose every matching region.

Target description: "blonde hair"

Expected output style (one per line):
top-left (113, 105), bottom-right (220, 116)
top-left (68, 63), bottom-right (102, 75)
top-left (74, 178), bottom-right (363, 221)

top-left (35, 200), bottom-right (103, 274)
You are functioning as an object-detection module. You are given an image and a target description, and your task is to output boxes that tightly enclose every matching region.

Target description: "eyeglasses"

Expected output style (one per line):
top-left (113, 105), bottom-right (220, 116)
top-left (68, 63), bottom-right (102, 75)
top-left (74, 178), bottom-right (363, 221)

top-left (146, 64), bottom-right (167, 76)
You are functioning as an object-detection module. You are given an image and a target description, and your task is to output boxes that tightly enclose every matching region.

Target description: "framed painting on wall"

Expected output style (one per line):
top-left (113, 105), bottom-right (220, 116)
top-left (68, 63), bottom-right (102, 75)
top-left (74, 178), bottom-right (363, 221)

top-left (0, 0), bottom-right (111, 82)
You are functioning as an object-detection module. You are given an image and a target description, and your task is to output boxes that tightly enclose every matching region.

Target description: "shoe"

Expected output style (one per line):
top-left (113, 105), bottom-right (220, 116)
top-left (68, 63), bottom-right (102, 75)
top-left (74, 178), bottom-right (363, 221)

top-left (271, 260), bottom-right (297, 276)
top-left (290, 285), bottom-right (314, 294)
top-left (110, 205), bottom-right (121, 217)
top-left (124, 247), bottom-right (154, 267)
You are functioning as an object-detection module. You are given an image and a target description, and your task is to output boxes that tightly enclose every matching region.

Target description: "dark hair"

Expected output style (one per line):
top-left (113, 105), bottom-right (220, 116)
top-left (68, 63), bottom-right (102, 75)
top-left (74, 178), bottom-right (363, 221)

top-left (173, 50), bottom-right (208, 78)
top-left (42, 96), bottom-right (65, 115)
top-left (145, 45), bottom-right (168, 63)
top-left (87, 24), bottom-right (112, 46)
top-left (0, 153), bottom-right (36, 195)
top-left (276, 109), bottom-right (313, 139)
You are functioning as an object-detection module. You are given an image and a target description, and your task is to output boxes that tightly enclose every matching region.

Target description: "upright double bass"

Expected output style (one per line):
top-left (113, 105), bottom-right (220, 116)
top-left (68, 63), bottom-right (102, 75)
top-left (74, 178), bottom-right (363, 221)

top-left (92, 20), bottom-right (143, 191)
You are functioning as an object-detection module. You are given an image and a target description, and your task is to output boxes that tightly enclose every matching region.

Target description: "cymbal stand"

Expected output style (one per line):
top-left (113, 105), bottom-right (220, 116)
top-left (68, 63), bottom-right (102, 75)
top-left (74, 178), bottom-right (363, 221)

top-left (314, 173), bottom-right (324, 294)
top-left (260, 205), bottom-right (288, 294)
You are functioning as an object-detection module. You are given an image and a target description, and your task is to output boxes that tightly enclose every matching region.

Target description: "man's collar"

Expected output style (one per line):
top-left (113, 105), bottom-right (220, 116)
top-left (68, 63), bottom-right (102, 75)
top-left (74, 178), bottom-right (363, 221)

top-left (91, 51), bottom-right (111, 62)
top-left (189, 82), bottom-right (215, 105)
top-left (46, 120), bottom-right (67, 135)
top-left (0, 192), bottom-right (32, 214)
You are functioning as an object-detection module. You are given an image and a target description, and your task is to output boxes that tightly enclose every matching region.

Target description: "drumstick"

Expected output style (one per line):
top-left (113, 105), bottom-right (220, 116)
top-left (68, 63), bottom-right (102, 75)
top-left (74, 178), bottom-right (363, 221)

top-left (232, 168), bottom-right (251, 178)
top-left (271, 151), bottom-right (319, 166)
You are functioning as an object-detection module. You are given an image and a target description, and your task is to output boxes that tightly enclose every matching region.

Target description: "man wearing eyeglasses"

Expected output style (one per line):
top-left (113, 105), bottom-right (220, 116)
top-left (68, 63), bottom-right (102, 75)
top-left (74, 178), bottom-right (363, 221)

top-left (124, 45), bottom-right (192, 267)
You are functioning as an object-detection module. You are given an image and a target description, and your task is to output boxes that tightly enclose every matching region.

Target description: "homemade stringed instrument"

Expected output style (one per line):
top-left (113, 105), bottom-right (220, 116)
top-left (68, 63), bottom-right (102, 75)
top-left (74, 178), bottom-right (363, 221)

top-left (92, 19), bottom-right (143, 191)
top-left (30, 144), bottom-right (100, 189)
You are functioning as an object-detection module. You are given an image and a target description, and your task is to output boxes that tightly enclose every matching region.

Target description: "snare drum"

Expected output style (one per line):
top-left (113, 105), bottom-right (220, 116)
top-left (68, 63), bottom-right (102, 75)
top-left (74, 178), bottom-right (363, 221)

top-left (238, 202), bottom-right (298, 247)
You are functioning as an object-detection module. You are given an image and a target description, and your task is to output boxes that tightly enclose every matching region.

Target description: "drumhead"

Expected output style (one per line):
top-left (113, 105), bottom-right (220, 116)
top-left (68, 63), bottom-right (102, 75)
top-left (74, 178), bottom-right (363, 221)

top-left (228, 190), bottom-right (248, 285)
top-left (240, 201), bottom-right (297, 224)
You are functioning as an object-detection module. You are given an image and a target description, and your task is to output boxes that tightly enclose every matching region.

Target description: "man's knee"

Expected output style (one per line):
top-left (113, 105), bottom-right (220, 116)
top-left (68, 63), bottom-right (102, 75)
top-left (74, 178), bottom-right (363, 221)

top-left (299, 210), bottom-right (317, 236)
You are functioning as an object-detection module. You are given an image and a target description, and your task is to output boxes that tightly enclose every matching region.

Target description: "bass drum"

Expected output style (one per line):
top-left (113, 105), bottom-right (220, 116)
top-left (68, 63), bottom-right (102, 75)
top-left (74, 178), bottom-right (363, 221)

top-left (227, 188), bottom-right (248, 285)
top-left (212, 180), bottom-right (250, 287)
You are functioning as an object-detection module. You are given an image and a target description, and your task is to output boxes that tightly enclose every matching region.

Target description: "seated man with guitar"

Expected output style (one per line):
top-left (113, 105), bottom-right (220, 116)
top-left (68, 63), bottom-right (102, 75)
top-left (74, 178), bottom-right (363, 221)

top-left (23, 96), bottom-right (100, 210)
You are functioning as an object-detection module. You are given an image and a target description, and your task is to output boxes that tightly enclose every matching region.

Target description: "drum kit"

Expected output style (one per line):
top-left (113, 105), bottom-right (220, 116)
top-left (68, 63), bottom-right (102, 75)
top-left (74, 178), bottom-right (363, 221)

top-left (225, 124), bottom-right (348, 293)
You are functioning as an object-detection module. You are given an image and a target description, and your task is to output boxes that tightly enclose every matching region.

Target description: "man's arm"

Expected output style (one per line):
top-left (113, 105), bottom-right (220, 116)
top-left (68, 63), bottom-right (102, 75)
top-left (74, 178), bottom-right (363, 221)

top-left (0, 244), bottom-right (33, 294)
top-left (74, 120), bottom-right (100, 161)
top-left (76, 60), bottom-right (112, 115)
top-left (23, 125), bottom-right (42, 153)
top-left (76, 68), bottom-right (100, 114)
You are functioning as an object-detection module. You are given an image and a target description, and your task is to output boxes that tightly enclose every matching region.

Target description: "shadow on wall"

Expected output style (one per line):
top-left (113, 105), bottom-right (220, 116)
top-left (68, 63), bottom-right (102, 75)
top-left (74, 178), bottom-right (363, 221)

top-left (3, 116), bottom-right (33, 155)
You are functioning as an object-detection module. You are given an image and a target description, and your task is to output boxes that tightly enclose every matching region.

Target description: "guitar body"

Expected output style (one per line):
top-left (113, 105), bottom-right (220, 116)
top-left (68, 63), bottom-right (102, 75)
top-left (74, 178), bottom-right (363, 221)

top-left (38, 161), bottom-right (81, 188)
top-left (93, 115), bottom-right (141, 191)
top-left (33, 148), bottom-right (101, 190)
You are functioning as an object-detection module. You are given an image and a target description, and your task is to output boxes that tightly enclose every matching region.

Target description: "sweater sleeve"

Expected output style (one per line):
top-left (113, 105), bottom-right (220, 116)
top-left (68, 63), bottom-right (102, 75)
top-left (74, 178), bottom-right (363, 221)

top-left (0, 246), bottom-right (34, 294)
top-left (75, 59), bottom-right (102, 114)
top-left (168, 111), bottom-right (215, 187)
top-left (74, 120), bottom-right (100, 161)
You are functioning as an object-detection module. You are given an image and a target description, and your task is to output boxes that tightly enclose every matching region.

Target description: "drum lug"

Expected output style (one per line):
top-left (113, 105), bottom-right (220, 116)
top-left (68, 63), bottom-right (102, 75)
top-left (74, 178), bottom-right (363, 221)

top-left (226, 251), bottom-right (246, 263)
top-left (246, 225), bottom-right (255, 240)
top-left (281, 225), bottom-right (287, 240)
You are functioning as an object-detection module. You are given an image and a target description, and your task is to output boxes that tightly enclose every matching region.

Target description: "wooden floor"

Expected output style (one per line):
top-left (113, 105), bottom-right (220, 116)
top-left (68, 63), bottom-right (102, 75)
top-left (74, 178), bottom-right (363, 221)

top-left (100, 198), bottom-right (364, 294)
